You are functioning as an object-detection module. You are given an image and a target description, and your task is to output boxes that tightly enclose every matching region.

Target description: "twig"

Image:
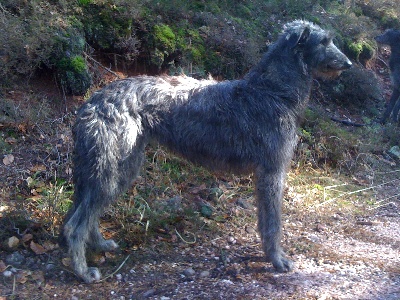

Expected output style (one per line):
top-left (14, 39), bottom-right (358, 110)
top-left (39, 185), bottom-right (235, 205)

top-left (375, 169), bottom-right (400, 175)
top-left (83, 51), bottom-right (121, 79)
top-left (175, 228), bottom-right (196, 244)
top-left (330, 117), bottom-right (365, 127)
top-left (99, 254), bottom-right (131, 282)
top-left (316, 178), bottom-right (400, 208)
top-left (376, 56), bottom-right (389, 69)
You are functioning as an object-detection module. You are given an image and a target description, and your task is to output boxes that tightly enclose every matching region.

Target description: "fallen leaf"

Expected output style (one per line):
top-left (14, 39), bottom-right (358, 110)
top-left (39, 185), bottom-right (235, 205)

top-left (5, 137), bottom-right (17, 144)
top-left (15, 270), bottom-right (29, 283)
top-left (0, 260), bottom-right (7, 272)
top-left (43, 240), bottom-right (59, 251)
top-left (22, 233), bottom-right (33, 244)
top-left (62, 257), bottom-right (71, 267)
top-left (31, 189), bottom-right (39, 196)
top-left (30, 241), bottom-right (46, 255)
top-left (3, 154), bottom-right (14, 165)
top-left (18, 123), bottom-right (27, 133)
top-left (30, 165), bottom-right (46, 172)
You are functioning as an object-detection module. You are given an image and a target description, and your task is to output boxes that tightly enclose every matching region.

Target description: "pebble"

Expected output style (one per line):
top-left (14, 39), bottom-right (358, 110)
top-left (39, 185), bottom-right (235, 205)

top-left (236, 198), bottom-right (251, 209)
top-left (142, 289), bottom-right (155, 298)
top-left (5, 251), bottom-right (25, 267)
top-left (183, 268), bottom-right (196, 277)
top-left (3, 270), bottom-right (12, 277)
top-left (245, 226), bottom-right (256, 234)
top-left (199, 270), bottom-right (210, 278)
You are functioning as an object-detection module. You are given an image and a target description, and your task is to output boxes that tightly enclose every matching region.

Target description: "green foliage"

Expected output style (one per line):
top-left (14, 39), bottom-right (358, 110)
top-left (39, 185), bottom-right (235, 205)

top-left (319, 67), bottom-right (383, 117)
top-left (297, 109), bottom-right (361, 170)
top-left (0, 0), bottom-right (398, 84)
top-left (154, 24), bottom-right (176, 52)
top-left (58, 56), bottom-right (86, 74)
top-left (77, 0), bottom-right (93, 6)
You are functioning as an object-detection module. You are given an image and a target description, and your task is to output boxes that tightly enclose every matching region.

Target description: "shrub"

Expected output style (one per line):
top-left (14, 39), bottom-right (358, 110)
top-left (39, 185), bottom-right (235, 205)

top-left (317, 67), bottom-right (384, 117)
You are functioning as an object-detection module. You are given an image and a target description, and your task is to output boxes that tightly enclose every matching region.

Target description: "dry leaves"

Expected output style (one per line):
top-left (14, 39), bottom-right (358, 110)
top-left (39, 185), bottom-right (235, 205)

top-left (0, 260), bottom-right (7, 272)
top-left (3, 154), bottom-right (14, 165)
top-left (30, 241), bottom-right (46, 255)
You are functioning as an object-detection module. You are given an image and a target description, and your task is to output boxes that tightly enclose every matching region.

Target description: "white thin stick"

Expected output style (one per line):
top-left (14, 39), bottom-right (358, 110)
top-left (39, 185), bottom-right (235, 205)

top-left (175, 228), bottom-right (196, 244)
top-left (317, 178), bottom-right (400, 208)
top-left (99, 254), bottom-right (131, 282)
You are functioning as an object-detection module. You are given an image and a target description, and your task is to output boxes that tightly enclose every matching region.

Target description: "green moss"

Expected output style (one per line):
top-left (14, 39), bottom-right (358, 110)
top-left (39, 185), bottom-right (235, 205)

top-left (237, 4), bottom-right (251, 18)
top-left (345, 39), bottom-right (374, 62)
top-left (70, 56), bottom-right (87, 73)
top-left (57, 55), bottom-right (86, 74)
top-left (77, 0), bottom-right (92, 6)
top-left (154, 24), bottom-right (176, 52)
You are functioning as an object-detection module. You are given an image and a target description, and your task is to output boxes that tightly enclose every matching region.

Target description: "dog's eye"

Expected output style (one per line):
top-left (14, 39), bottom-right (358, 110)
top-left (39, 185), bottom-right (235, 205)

top-left (320, 37), bottom-right (330, 46)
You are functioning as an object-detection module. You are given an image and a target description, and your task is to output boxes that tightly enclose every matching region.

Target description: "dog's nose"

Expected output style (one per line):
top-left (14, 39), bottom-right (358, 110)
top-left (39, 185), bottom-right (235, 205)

top-left (344, 60), bottom-right (352, 69)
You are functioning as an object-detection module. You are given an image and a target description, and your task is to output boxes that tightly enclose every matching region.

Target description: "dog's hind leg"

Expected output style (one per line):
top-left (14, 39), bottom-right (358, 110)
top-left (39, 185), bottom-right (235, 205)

top-left (255, 166), bottom-right (294, 272)
top-left (389, 88), bottom-right (400, 122)
top-left (63, 187), bottom-right (104, 283)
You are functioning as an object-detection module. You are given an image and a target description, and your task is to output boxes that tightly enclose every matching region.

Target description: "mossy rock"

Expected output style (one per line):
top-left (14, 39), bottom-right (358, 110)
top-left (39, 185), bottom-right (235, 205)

top-left (344, 39), bottom-right (375, 63)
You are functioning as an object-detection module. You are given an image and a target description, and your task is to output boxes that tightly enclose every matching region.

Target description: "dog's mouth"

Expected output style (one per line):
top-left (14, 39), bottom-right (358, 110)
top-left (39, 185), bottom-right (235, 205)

top-left (314, 61), bottom-right (352, 79)
top-left (313, 68), bottom-right (343, 80)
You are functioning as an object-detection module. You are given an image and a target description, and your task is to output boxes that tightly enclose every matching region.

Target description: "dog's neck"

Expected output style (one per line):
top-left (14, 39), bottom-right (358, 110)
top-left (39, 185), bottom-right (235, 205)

top-left (244, 46), bottom-right (313, 108)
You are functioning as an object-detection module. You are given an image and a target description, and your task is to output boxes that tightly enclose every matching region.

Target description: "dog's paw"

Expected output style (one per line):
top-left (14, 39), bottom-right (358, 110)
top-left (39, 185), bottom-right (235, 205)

top-left (268, 252), bottom-right (294, 273)
top-left (91, 239), bottom-right (119, 252)
top-left (81, 267), bottom-right (101, 283)
top-left (100, 239), bottom-right (119, 252)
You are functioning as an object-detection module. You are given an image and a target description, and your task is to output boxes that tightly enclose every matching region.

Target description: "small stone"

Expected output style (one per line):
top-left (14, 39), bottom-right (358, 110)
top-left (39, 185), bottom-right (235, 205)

top-left (200, 205), bottom-right (213, 218)
top-left (5, 251), bottom-right (25, 267)
top-left (199, 270), bottom-right (210, 278)
top-left (245, 226), bottom-right (256, 234)
top-left (227, 236), bottom-right (236, 244)
top-left (7, 236), bottom-right (19, 248)
top-left (236, 198), bottom-right (251, 209)
top-left (115, 273), bottom-right (123, 280)
top-left (142, 289), bottom-right (155, 298)
top-left (3, 270), bottom-right (12, 277)
top-left (182, 267), bottom-right (195, 277)
top-left (308, 234), bottom-right (321, 243)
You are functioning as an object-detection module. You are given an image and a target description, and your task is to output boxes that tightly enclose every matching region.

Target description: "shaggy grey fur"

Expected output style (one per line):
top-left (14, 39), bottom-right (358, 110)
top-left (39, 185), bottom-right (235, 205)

top-left (375, 29), bottom-right (400, 123)
top-left (62, 20), bottom-right (352, 283)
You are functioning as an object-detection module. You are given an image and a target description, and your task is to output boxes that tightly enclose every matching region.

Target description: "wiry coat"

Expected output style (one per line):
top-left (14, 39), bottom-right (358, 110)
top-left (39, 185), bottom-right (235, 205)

top-left (63, 20), bottom-right (352, 283)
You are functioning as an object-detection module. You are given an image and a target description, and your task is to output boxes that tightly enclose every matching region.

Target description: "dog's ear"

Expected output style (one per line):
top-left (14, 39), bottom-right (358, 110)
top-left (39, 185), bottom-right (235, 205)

top-left (288, 26), bottom-right (311, 49)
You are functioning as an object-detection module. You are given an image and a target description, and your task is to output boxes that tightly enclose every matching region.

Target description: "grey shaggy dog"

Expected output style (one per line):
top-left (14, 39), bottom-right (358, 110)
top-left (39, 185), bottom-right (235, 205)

top-left (62, 20), bottom-right (352, 283)
top-left (375, 29), bottom-right (400, 123)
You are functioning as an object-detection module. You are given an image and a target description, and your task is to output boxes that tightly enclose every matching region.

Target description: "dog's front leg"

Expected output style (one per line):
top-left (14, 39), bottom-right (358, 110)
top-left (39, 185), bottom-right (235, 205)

top-left (381, 88), bottom-right (400, 123)
top-left (255, 167), bottom-right (293, 272)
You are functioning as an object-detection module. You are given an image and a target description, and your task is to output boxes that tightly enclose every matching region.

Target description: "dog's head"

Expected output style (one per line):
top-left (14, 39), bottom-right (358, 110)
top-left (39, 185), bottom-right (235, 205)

top-left (283, 20), bottom-right (352, 79)
top-left (375, 28), bottom-right (400, 47)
